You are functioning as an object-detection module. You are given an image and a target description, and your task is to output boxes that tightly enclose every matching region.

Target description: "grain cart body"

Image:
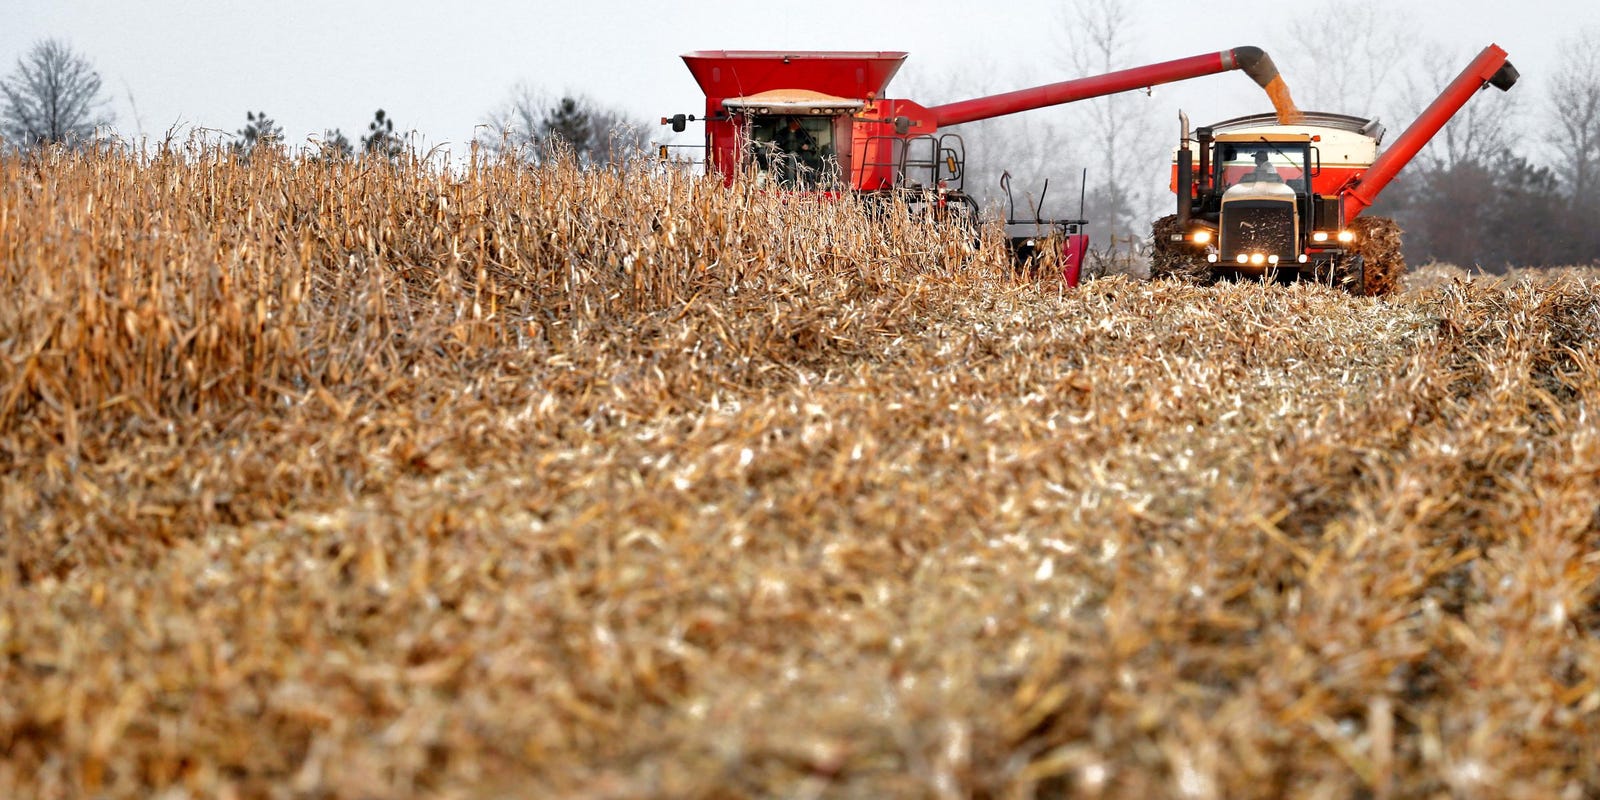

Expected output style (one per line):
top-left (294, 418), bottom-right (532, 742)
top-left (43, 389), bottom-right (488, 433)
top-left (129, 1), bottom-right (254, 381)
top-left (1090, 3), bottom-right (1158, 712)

top-left (665, 47), bottom-right (1301, 285)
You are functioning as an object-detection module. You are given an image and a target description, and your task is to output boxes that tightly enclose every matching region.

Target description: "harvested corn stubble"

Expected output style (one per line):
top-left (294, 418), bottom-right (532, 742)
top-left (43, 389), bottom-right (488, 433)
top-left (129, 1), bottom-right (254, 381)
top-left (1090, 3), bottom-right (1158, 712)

top-left (3, 143), bottom-right (1600, 799)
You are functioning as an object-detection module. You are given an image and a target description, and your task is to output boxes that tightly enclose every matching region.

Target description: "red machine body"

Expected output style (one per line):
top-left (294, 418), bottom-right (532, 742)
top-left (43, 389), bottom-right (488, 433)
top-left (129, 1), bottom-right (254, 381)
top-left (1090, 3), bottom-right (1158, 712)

top-left (680, 50), bottom-right (912, 191)
top-left (671, 46), bottom-right (1299, 285)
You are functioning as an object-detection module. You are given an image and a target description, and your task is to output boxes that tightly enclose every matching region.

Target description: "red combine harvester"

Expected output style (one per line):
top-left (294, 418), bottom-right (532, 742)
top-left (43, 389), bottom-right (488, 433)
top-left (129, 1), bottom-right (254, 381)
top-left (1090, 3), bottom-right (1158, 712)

top-left (1153, 44), bottom-right (1519, 295)
top-left (663, 47), bottom-right (1303, 285)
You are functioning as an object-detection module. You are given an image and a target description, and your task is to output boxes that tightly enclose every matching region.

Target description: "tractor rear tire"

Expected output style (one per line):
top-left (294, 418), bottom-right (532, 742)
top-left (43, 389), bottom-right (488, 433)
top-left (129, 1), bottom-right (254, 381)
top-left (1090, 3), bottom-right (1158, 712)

top-left (1347, 216), bottom-right (1405, 297)
top-left (1149, 215), bottom-right (1213, 285)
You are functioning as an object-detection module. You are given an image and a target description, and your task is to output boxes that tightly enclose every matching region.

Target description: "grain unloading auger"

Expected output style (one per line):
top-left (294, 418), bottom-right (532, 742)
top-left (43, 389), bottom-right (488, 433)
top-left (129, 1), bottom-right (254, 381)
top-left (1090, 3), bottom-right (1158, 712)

top-left (663, 47), bottom-right (1304, 285)
top-left (1153, 44), bottom-right (1519, 296)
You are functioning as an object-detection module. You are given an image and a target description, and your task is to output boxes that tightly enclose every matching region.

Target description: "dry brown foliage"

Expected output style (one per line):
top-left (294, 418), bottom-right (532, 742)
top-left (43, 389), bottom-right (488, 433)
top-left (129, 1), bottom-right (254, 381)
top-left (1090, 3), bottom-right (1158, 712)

top-left (3, 145), bottom-right (1599, 799)
top-left (1350, 216), bottom-right (1406, 298)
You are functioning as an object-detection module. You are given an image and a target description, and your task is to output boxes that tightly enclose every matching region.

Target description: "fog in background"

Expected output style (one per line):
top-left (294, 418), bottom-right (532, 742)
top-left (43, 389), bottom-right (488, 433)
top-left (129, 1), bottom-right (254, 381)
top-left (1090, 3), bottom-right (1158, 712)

top-left (5, 1), bottom-right (1588, 142)
top-left (8, 0), bottom-right (1598, 263)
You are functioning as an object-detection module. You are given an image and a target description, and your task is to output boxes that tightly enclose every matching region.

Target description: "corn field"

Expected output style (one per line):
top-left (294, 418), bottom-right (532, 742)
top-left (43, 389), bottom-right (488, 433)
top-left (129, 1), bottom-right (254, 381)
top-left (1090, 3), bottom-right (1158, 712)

top-left (2, 143), bottom-right (1599, 799)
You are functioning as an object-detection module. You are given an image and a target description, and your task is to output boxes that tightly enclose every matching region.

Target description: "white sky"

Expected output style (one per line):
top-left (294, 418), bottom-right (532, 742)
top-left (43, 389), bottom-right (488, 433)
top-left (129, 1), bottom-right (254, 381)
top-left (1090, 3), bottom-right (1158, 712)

top-left (6, 0), bottom-right (1595, 154)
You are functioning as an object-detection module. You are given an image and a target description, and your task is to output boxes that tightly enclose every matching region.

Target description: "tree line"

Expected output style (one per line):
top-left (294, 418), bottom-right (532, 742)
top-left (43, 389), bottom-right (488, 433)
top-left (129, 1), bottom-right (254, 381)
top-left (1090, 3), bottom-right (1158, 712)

top-left (0, 38), bottom-right (648, 168)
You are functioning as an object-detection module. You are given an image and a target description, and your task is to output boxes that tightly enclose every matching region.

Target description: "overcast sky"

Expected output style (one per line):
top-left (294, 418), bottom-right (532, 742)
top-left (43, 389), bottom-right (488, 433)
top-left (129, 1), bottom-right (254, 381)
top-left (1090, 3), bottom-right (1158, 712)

top-left (7, 0), bottom-right (1596, 152)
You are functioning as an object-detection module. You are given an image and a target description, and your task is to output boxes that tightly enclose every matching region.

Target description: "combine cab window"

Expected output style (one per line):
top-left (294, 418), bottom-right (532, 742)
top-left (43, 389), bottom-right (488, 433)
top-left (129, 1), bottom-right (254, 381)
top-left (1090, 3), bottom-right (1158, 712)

top-left (748, 115), bottom-right (838, 188)
top-left (1217, 143), bottom-right (1310, 192)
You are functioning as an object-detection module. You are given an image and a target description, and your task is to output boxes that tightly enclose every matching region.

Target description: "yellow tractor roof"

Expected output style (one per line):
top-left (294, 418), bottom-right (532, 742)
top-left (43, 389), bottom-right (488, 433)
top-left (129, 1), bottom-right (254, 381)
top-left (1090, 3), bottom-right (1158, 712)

top-left (1213, 132), bottom-right (1312, 143)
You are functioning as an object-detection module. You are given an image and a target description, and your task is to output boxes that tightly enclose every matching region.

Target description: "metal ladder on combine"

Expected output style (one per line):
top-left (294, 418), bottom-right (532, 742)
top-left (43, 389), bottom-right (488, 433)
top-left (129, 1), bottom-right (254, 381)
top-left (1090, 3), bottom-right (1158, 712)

top-left (854, 134), bottom-right (967, 193)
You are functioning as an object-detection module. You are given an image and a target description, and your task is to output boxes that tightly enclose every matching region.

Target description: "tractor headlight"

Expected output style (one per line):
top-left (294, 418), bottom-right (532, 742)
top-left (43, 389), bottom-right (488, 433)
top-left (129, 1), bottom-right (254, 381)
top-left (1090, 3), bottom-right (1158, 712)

top-left (1250, 253), bottom-right (1266, 266)
top-left (1191, 230), bottom-right (1212, 245)
top-left (1236, 254), bottom-right (1249, 264)
top-left (1312, 231), bottom-right (1330, 243)
top-left (1268, 254), bottom-right (1280, 265)
top-left (1337, 230), bottom-right (1356, 243)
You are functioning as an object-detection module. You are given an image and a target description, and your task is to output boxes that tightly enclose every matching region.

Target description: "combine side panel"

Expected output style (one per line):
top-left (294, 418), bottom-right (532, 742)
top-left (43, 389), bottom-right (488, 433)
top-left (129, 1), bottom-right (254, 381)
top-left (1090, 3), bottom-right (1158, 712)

top-left (1062, 234), bottom-right (1089, 287)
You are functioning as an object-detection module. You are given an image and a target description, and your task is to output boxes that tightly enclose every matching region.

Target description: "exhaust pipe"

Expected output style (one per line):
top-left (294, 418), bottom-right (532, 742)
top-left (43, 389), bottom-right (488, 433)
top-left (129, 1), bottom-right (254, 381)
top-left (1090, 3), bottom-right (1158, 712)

top-left (1176, 112), bottom-right (1193, 229)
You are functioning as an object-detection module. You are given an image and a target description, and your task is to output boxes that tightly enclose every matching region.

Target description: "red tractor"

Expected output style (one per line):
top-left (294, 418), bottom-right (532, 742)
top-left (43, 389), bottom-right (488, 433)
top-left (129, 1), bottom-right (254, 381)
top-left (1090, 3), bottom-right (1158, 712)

top-left (1153, 44), bottom-right (1519, 295)
top-left (664, 47), bottom-right (1304, 285)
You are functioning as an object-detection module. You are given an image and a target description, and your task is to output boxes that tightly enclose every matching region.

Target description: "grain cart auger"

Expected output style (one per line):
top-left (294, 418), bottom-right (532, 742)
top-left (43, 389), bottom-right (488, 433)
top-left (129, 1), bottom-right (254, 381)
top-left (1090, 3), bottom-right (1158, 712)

top-left (1152, 44), bottom-right (1519, 296)
top-left (662, 46), bottom-right (1302, 286)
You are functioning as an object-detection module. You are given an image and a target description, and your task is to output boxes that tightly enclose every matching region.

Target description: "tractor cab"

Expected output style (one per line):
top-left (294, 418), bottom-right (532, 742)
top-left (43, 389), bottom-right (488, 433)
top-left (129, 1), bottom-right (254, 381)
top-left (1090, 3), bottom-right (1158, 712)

top-left (1216, 141), bottom-right (1310, 195)
top-left (1209, 135), bottom-right (1314, 270)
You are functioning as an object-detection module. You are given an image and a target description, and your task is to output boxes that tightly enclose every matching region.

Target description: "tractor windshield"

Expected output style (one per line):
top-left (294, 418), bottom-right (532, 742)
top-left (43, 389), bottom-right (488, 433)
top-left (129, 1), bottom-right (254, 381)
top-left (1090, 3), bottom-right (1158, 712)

top-left (1216, 141), bottom-right (1310, 193)
top-left (748, 115), bottom-right (838, 188)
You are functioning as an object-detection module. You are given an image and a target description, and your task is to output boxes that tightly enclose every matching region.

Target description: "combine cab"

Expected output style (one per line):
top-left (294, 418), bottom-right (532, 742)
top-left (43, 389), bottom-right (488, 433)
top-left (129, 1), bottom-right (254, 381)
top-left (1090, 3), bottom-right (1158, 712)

top-left (670, 51), bottom-right (919, 193)
top-left (665, 47), bottom-right (1305, 285)
top-left (1154, 44), bottom-right (1519, 295)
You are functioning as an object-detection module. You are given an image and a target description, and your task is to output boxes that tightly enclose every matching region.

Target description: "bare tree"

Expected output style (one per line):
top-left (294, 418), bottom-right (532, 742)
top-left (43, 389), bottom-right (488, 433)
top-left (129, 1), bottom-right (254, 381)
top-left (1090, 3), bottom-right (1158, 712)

top-left (479, 85), bottom-right (649, 166)
top-left (479, 84), bottom-right (543, 155)
top-left (1402, 41), bottom-right (1520, 173)
top-left (1056, 0), bottom-right (1160, 244)
top-left (1283, 1), bottom-right (1413, 115)
top-left (0, 38), bottom-right (113, 147)
top-left (892, 54), bottom-right (1076, 211)
top-left (1548, 28), bottom-right (1600, 203)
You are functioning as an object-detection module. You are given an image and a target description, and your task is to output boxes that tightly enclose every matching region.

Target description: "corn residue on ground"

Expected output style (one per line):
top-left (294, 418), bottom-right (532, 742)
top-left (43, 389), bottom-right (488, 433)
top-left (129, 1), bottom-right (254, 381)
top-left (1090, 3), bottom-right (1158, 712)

top-left (3, 146), bottom-right (1599, 798)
